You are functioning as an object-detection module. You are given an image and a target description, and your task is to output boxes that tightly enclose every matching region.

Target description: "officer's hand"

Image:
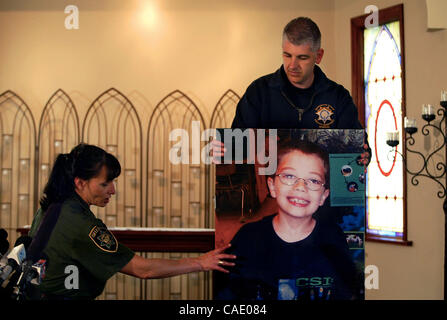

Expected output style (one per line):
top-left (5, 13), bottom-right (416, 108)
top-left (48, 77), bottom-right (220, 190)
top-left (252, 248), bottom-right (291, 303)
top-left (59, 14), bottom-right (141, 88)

top-left (210, 139), bottom-right (226, 164)
top-left (195, 244), bottom-right (236, 273)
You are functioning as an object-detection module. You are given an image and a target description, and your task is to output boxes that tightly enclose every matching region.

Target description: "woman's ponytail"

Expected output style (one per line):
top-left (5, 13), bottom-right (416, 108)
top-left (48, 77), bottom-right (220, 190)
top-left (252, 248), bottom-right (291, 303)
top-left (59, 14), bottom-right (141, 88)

top-left (39, 153), bottom-right (75, 211)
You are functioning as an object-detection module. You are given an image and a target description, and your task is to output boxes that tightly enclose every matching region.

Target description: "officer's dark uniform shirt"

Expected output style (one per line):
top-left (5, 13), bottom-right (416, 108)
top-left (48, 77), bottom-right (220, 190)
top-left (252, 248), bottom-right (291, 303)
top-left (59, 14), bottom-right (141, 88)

top-left (230, 65), bottom-right (372, 164)
top-left (231, 65), bottom-right (364, 129)
top-left (282, 67), bottom-right (316, 115)
top-left (215, 214), bottom-right (358, 300)
top-left (29, 194), bottom-right (135, 299)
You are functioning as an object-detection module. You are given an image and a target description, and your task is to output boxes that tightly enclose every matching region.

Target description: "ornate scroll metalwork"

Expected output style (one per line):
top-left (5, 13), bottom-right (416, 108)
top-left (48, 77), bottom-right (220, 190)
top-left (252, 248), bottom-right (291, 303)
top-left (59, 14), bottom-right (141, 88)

top-left (82, 88), bottom-right (143, 228)
top-left (83, 88), bottom-right (143, 301)
top-left (0, 91), bottom-right (36, 245)
top-left (208, 90), bottom-right (241, 227)
top-left (37, 89), bottom-right (80, 201)
top-left (404, 105), bottom-right (447, 298)
top-left (210, 89), bottom-right (240, 129)
top-left (402, 109), bottom-right (447, 199)
top-left (146, 90), bottom-right (207, 229)
top-left (389, 100), bottom-right (447, 298)
top-left (146, 90), bottom-right (208, 300)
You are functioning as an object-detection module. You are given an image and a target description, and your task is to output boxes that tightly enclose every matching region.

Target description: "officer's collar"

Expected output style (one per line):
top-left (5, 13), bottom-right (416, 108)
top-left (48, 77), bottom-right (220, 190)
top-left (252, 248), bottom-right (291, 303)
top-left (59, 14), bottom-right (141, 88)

top-left (281, 68), bottom-right (316, 93)
top-left (272, 65), bottom-right (330, 92)
top-left (71, 192), bottom-right (91, 211)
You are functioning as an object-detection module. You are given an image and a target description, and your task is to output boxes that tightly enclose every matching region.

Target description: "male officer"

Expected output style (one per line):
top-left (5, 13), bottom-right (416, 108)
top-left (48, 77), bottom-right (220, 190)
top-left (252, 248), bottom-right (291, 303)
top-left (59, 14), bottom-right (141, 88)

top-left (232, 16), bottom-right (362, 130)
top-left (213, 17), bottom-right (369, 163)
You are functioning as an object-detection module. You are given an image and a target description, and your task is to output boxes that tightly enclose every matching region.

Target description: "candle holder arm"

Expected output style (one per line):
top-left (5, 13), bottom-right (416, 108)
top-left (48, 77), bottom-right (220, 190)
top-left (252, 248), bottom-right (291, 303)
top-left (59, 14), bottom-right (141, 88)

top-left (419, 122), bottom-right (447, 180)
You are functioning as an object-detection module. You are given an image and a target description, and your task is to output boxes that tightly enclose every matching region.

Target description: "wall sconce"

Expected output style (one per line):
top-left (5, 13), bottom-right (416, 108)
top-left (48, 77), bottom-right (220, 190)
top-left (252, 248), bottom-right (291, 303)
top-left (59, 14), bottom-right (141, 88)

top-left (386, 89), bottom-right (447, 298)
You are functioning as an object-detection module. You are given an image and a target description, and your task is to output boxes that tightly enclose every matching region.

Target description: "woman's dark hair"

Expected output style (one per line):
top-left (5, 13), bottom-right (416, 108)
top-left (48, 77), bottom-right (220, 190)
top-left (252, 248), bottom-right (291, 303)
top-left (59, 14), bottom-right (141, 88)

top-left (273, 139), bottom-right (330, 188)
top-left (39, 143), bottom-right (121, 211)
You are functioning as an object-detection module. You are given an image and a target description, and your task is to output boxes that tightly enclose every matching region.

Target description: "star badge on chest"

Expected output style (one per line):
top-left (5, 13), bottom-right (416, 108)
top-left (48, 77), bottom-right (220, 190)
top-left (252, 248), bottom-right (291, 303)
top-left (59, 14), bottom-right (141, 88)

top-left (314, 104), bottom-right (335, 128)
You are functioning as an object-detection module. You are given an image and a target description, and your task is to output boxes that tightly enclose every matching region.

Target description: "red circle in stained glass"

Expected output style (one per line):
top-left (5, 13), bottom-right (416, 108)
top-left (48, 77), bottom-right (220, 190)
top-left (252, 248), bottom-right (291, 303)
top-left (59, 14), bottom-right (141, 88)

top-left (374, 99), bottom-right (398, 177)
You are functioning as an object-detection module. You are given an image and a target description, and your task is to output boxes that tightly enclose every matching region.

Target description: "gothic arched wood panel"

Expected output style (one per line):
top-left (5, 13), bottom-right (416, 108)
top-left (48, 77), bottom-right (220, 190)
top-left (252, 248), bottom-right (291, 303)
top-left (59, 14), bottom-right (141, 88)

top-left (82, 88), bottom-right (143, 300)
top-left (145, 90), bottom-right (209, 300)
top-left (82, 88), bottom-right (143, 229)
top-left (0, 90), bottom-right (37, 244)
top-left (208, 90), bottom-right (241, 227)
top-left (37, 89), bottom-right (80, 202)
top-left (210, 89), bottom-right (240, 129)
top-left (146, 90), bottom-right (208, 229)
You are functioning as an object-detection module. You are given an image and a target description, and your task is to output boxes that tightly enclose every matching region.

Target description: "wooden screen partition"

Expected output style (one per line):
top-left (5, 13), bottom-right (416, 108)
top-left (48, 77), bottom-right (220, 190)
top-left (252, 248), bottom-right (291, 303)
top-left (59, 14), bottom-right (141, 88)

top-left (4, 88), bottom-right (226, 299)
top-left (146, 90), bottom-right (210, 300)
top-left (82, 87), bottom-right (144, 299)
top-left (83, 88), bottom-right (143, 229)
top-left (17, 226), bottom-right (214, 300)
top-left (208, 90), bottom-right (242, 228)
top-left (37, 89), bottom-right (80, 203)
top-left (147, 90), bottom-right (208, 229)
top-left (210, 89), bottom-right (241, 130)
top-left (0, 91), bottom-right (37, 246)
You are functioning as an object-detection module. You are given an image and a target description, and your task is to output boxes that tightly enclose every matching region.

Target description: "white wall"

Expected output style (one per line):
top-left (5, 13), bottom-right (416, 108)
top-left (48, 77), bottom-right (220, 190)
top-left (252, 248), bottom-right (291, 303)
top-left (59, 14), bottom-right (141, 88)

top-left (334, 0), bottom-right (446, 299)
top-left (0, 0), bottom-right (335, 128)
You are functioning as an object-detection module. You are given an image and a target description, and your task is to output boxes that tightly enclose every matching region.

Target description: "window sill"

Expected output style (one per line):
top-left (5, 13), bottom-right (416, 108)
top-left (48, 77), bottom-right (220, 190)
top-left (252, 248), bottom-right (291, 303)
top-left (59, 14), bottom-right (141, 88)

top-left (366, 235), bottom-right (413, 246)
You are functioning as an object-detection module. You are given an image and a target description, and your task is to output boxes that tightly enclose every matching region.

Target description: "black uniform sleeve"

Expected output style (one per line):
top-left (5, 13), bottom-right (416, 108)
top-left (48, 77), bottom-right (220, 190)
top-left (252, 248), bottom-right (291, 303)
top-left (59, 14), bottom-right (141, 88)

top-left (231, 83), bottom-right (262, 129)
top-left (336, 87), bottom-right (363, 129)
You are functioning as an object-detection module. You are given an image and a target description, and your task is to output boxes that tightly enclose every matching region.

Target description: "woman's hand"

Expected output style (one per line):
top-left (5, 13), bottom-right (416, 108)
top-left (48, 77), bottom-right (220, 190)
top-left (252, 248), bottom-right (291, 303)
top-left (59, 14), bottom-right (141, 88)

top-left (121, 245), bottom-right (236, 279)
top-left (195, 244), bottom-right (236, 273)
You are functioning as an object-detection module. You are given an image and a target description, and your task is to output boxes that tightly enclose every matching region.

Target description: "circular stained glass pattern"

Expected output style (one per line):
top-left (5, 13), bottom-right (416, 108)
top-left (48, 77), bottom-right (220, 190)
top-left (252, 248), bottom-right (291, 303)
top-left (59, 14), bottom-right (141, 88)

top-left (374, 99), bottom-right (398, 177)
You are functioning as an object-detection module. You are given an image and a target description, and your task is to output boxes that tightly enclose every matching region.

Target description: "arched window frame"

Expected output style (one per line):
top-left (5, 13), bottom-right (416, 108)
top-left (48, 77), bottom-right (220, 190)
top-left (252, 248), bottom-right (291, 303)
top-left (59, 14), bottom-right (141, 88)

top-left (351, 4), bottom-right (412, 245)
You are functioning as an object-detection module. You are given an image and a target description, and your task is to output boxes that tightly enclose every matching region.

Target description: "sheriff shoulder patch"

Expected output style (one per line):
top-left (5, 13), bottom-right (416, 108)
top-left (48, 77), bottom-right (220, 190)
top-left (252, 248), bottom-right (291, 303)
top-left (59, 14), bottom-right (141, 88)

top-left (89, 226), bottom-right (118, 253)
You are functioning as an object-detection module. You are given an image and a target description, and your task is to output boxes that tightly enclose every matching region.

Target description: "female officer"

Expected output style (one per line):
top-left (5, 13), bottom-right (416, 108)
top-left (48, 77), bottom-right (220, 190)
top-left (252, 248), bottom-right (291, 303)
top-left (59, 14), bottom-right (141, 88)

top-left (29, 143), bottom-right (235, 300)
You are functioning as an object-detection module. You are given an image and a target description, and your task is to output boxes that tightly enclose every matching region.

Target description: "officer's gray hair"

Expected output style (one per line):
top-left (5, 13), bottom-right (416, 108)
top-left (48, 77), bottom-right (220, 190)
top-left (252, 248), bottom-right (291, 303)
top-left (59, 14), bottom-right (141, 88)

top-left (283, 17), bottom-right (321, 52)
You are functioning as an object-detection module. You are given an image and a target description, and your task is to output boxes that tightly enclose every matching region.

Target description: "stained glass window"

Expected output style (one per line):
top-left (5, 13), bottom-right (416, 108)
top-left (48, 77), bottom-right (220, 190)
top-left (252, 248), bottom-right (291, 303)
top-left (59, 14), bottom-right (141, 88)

top-left (364, 21), bottom-right (404, 239)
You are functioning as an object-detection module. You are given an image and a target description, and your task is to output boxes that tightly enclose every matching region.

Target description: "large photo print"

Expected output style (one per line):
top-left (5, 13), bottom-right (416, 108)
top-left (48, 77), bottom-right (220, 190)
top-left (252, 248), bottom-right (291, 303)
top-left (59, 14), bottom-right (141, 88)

top-left (214, 129), bottom-right (365, 300)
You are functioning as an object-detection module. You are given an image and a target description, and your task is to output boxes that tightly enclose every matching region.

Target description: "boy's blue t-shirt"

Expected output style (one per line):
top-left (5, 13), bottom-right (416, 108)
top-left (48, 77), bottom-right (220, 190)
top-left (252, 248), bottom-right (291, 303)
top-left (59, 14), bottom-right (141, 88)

top-left (215, 214), bottom-right (358, 300)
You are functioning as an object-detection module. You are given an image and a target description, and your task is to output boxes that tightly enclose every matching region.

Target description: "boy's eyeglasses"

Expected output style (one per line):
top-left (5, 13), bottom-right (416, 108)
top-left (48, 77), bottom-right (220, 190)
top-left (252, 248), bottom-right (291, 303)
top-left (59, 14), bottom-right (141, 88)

top-left (276, 173), bottom-right (325, 191)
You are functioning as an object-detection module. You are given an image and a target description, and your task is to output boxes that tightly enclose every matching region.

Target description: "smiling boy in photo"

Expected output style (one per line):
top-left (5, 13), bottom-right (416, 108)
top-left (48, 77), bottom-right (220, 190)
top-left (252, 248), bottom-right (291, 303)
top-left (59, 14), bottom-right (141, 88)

top-left (215, 139), bottom-right (360, 300)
